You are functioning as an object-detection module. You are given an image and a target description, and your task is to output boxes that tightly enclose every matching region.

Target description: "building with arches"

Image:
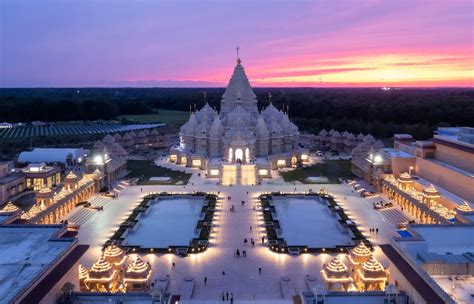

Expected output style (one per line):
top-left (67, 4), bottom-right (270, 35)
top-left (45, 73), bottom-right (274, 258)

top-left (170, 57), bottom-right (308, 184)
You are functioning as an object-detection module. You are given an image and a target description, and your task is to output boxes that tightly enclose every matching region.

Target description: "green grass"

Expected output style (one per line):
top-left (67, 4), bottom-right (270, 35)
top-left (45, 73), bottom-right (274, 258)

top-left (126, 160), bottom-right (191, 185)
top-left (280, 160), bottom-right (353, 183)
top-left (117, 109), bottom-right (189, 124)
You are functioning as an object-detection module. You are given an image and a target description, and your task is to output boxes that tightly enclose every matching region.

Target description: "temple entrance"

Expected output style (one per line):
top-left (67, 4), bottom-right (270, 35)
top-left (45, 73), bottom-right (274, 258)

top-left (235, 148), bottom-right (243, 162)
top-left (291, 156), bottom-right (297, 167)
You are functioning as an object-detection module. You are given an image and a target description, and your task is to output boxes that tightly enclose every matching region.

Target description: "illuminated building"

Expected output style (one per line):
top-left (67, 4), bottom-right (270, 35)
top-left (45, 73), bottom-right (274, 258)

top-left (123, 256), bottom-right (153, 292)
top-left (170, 53), bottom-right (308, 184)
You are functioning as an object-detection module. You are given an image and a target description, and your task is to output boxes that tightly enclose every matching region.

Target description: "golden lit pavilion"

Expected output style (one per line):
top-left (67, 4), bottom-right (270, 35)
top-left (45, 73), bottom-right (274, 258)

top-left (397, 172), bottom-right (413, 190)
top-left (354, 256), bottom-right (389, 291)
top-left (85, 255), bottom-right (118, 292)
top-left (124, 256), bottom-right (153, 292)
top-left (321, 256), bottom-right (352, 291)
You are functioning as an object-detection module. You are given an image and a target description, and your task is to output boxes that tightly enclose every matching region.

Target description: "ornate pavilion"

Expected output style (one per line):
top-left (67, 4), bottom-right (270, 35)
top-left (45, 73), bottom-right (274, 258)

top-left (170, 56), bottom-right (308, 185)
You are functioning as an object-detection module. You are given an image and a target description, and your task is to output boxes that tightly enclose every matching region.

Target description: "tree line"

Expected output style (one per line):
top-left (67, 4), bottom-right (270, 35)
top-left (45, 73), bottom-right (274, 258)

top-left (0, 87), bottom-right (473, 139)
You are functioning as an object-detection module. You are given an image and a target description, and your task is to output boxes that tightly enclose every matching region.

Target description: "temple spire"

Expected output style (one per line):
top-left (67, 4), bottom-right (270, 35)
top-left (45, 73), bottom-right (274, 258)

top-left (236, 47), bottom-right (241, 64)
top-left (268, 92), bottom-right (272, 105)
top-left (203, 92), bottom-right (208, 104)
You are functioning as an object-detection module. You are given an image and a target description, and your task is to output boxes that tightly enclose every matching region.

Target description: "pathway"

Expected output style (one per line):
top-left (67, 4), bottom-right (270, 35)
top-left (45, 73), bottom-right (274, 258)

top-left (74, 176), bottom-right (399, 301)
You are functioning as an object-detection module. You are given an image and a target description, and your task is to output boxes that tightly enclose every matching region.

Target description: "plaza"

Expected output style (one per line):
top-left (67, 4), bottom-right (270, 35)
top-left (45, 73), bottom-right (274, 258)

top-left (68, 173), bottom-right (398, 301)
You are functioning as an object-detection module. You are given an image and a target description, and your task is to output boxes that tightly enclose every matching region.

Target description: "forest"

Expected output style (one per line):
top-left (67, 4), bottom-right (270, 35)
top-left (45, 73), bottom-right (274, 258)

top-left (0, 87), bottom-right (473, 139)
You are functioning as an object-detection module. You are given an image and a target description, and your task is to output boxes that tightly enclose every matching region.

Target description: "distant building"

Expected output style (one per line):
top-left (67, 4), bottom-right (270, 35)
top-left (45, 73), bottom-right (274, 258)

top-left (301, 129), bottom-right (371, 154)
top-left (18, 148), bottom-right (86, 167)
top-left (0, 122), bottom-right (13, 129)
top-left (86, 134), bottom-right (128, 188)
top-left (354, 127), bottom-right (474, 224)
top-left (20, 162), bottom-right (62, 191)
top-left (381, 224), bottom-right (474, 304)
top-left (0, 161), bottom-right (25, 205)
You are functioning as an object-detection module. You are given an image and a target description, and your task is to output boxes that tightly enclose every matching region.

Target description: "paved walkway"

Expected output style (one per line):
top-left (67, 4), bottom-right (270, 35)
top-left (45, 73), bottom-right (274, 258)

top-left (75, 172), bottom-right (399, 301)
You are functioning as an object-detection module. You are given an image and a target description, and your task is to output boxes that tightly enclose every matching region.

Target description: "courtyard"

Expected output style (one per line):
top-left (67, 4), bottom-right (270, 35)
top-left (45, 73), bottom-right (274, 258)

top-left (74, 173), bottom-right (397, 301)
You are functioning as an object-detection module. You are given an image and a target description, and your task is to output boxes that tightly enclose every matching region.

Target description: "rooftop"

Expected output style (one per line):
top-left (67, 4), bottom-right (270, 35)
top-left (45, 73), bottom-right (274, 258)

top-left (0, 225), bottom-right (73, 303)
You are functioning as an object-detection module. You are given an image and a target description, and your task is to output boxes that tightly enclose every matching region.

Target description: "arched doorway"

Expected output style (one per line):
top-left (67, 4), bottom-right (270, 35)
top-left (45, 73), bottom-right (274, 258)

top-left (235, 148), bottom-right (243, 162)
top-left (228, 148), bottom-right (233, 162)
top-left (291, 156), bottom-right (297, 166)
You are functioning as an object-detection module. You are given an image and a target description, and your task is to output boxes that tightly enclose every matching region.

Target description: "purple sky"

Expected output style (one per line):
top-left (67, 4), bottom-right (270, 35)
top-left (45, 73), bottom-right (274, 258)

top-left (0, 0), bottom-right (473, 87)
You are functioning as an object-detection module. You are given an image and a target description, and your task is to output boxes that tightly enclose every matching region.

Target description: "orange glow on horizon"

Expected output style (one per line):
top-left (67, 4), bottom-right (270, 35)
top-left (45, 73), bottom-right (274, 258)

top-left (174, 52), bottom-right (473, 88)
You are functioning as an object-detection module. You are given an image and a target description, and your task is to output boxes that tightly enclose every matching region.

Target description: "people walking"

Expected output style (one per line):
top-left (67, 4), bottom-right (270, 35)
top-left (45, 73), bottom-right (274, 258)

top-left (258, 267), bottom-right (262, 274)
top-left (204, 276), bottom-right (207, 285)
top-left (226, 291), bottom-right (229, 301)
top-left (261, 236), bottom-right (265, 244)
top-left (172, 262), bottom-right (175, 269)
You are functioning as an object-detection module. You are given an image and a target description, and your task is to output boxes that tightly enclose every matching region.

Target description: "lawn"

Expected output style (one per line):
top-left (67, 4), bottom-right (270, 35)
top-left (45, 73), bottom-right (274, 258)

top-left (117, 109), bottom-right (189, 124)
top-left (126, 160), bottom-right (191, 185)
top-left (280, 160), bottom-right (353, 184)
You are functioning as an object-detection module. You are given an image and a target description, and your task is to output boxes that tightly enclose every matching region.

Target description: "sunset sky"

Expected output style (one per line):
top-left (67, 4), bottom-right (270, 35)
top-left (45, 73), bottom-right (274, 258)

top-left (1, 0), bottom-right (473, 87)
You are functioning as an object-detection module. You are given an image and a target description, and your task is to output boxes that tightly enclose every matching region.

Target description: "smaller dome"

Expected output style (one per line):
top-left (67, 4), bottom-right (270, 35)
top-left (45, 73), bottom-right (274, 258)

top-left (357, 133), bottom-right (365, 140)
top-left (0, 202), bottom-right (19, 213)
top-left (269, 120), bottom-right (283, 136)
top-left (323, 256), bottom-right (349, 278)
top-left (423, 184), bottom-right (440, 198)
top-left (319, 129), bottom-right (328, 136)
top-left (79, 264), bottom-right (89, 280)
top-left (180, 113), bottom-right (198, 136)
top-left (102, 134), bottom-right (115, 143)
top-left (364, 134), bottom-right (376, 143)
top-left (38, 187), bottom-right (52, 194)
top-left (456, 201), bottom-right (473, 212)
top-left (361, 256), bottom-right (387, 278)
top-left (209, 116), bottom-right (224, 139)
top-left (255, 115), bottom-right (270, 138)
top-left (93, 140), bottom-right (106, 150)
top-left (346, 133), bottom-right (356, 139)
top-left (65, 171), bottom-right (78, 180)
top-left (350, 242), bottom-right (372, 263)
top-left (397, 172), bottom-right (413, 183)
top-left (88, 255), bottom-right (114, 280)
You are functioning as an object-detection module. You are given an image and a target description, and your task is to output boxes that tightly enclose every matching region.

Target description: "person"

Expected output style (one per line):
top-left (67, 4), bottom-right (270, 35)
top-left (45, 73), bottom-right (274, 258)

top-left (241, 200), bottom-right (245, 206)
top-left (236, 249), bottom-right (240, 257)
top-left (204, 276), bottom-right (207, 285)
top-left (259, 267), bottom-right (262, 274)
top-left (244, 238), bottom-right (248, 244)
top-left (261, 236), bottom-right (265, 244)
top-left (230, 294), bottom-right (234, 304)
top-left (243, 250), bottom-right (246, 257)
top-left (140, 188), bottom-right (143, 192)
top-left (251, 239), bottom-right (255, 247)
top-left (222, 270), bottom-right (226, 275)
top-left (222, 292), bottom-right (225, 301)
top-left (226, 291), bottom-right (229, 300)
top-left (376, 228), bottom-right (379, 234)
top-left (249, 226), bottom-right (252, 232)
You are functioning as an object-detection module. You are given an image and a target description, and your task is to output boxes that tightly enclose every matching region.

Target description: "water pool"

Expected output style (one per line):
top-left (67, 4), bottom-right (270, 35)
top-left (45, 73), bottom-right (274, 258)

top-left (397, 230), bottom-right (413, 238)
top-left (273, 198), bottom-right (353, 248)
top-left (124, 198), bottom-right (204, 248)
